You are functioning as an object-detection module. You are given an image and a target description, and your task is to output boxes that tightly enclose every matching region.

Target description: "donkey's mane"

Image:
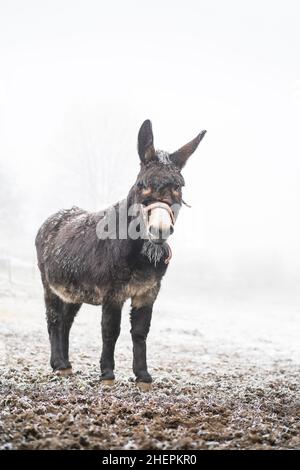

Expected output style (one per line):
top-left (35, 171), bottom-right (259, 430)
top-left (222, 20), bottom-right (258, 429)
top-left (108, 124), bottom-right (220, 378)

top-left (156, 150), bottom-right (172, 165)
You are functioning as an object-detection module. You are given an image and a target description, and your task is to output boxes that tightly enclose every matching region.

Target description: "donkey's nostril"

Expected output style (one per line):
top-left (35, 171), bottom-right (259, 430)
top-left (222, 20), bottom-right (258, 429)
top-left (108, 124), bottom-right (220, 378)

top-left (148, 225), bottom-right (159, 239)
top-left (148, 224), bottom-right (174, 241)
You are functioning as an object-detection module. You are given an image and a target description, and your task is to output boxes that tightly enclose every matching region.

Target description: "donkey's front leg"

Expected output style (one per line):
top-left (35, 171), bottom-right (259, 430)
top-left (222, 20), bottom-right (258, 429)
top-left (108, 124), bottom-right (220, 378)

top-left (100, 302), bottom-right (122, 383)
top-left (130, 303), bottom-right (153, 384)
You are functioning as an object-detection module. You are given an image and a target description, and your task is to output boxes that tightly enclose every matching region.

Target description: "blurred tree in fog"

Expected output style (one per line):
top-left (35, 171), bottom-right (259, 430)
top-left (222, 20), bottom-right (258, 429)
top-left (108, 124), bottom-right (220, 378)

top-left (42, 106), bottom-right (137, 213)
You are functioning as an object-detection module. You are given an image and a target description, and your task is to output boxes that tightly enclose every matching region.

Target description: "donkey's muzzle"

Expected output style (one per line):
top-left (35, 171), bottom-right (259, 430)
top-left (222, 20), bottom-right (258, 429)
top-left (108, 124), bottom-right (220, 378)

top-left (148, 223), bottom-right (174, 243)
top-left (142, 202), bottom-right (175, 244)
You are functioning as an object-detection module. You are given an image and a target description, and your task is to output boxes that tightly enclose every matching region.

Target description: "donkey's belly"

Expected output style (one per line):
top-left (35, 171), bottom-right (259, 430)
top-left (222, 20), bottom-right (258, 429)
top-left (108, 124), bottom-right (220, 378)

top-left (49, 273), bottom-right (159, 307)
top-left (49, 283), bottom-right (107, 305)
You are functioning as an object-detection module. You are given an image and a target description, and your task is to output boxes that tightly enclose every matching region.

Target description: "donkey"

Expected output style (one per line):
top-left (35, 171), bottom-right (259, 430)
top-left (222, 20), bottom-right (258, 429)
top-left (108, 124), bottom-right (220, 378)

top-left (35, 120), bottom-right (206, 389)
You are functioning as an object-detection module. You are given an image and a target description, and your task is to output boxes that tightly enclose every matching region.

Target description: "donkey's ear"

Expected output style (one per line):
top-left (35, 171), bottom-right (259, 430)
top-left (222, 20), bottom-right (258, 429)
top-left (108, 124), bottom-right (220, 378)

top-left (170, 130), bottom-right (207, 169)
top-left (138, 119), bottom-right (156, 164)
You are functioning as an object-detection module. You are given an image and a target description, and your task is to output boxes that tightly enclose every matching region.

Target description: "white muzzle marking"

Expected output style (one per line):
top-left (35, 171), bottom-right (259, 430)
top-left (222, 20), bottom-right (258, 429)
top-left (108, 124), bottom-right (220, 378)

top-left (141, 202), bottom-right (175, 243)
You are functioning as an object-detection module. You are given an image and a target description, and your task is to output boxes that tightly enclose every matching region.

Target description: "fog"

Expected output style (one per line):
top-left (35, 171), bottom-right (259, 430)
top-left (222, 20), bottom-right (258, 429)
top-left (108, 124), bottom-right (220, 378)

top-left (1, 0), bottom-right (300, 292)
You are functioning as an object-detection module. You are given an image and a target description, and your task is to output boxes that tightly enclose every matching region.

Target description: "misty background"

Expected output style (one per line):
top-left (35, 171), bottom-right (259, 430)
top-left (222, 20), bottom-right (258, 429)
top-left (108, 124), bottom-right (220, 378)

top-left (0, 0), bottom-right (300, 296)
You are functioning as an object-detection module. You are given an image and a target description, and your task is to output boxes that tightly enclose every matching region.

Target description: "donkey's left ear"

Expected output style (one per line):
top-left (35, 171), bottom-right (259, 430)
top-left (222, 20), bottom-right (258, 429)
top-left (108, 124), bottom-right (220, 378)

top-left (170, 130), bottom-right (207, 169)
top-left (138, 119), bottom-right (156, 164)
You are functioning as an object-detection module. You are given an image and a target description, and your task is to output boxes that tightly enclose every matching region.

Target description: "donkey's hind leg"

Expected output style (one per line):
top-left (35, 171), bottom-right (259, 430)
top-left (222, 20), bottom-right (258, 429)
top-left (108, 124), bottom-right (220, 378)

top-left (44, 287), bottom-right (81, 375)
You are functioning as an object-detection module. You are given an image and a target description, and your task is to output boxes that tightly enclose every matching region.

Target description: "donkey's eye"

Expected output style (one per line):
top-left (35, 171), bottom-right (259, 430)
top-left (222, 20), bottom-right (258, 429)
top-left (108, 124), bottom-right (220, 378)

top-left (141, 187), bottom-right (152, 196)
top-left (172, 186), bottom-right (181, 195)
top-left (137, 181), bottom-right (149, 191)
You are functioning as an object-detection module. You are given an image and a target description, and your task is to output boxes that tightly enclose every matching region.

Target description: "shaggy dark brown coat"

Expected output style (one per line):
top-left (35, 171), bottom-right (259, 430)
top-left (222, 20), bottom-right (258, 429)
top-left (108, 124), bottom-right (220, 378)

top-left (35, 120), bottom-right (206, 385)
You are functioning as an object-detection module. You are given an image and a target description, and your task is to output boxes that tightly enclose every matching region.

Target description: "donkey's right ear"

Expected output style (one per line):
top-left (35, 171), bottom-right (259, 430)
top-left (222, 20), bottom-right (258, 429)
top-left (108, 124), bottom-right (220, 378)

top-left (138, 120), bottom-right (156, 164)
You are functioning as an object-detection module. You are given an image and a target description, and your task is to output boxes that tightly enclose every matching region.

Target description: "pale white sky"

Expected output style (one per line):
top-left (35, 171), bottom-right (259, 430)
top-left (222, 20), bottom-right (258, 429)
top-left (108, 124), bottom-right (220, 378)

top-left (0, 0), bottom-right (300, 284)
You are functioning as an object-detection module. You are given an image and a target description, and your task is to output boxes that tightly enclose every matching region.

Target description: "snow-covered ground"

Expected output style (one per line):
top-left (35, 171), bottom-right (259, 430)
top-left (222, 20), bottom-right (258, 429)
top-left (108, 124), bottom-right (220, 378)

top-left (0, 284), bottom-right (299, 449)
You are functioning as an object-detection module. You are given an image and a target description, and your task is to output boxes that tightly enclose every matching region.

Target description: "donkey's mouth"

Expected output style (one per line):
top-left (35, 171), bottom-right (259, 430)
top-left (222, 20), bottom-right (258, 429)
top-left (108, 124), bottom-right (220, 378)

top-left (148, 224), bottom-right (174, 244)
top-left (141, 202), bottom-right (175, 244)
top-left (149, 237), bottom-right (166, 246)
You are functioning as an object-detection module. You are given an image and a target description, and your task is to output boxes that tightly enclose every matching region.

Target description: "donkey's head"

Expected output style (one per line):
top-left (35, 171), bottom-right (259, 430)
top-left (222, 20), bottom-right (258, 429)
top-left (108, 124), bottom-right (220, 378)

top-left (130, 119), bottom-right (206, 245)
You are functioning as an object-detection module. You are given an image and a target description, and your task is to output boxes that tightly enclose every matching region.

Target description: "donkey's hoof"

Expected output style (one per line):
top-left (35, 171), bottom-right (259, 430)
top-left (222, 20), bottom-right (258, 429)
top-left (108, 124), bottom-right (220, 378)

top-left (137, 382), bottom-right (152, 392)
top-left (55, 368), bottom-right (73, 377)
top-left (101, 379), bottom-right (115, 387)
